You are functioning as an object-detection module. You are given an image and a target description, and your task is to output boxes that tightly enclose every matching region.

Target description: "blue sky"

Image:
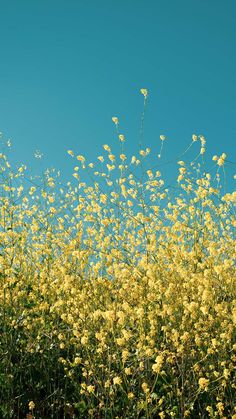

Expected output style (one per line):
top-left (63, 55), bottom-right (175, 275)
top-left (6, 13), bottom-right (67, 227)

top-left (0, 0), bottom-right (235, 187)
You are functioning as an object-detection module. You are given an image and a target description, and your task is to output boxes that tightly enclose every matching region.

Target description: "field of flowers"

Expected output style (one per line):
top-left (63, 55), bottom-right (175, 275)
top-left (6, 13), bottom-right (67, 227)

top-left (0, 92), bottom-right (235, 418)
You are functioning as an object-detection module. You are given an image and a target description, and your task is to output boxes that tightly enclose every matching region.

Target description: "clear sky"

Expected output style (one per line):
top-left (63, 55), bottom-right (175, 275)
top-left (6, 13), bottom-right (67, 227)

top-left (0, 0), bottom-right (235, 187)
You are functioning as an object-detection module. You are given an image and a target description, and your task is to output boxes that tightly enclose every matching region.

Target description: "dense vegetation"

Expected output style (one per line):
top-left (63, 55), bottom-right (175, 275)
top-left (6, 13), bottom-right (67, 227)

top-left (0, 92), bottom-right (235, 418)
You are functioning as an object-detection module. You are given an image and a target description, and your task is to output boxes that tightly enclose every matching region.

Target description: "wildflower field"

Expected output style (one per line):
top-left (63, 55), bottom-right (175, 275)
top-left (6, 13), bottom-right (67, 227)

top-left (0, 92), bottom-right (235, 418)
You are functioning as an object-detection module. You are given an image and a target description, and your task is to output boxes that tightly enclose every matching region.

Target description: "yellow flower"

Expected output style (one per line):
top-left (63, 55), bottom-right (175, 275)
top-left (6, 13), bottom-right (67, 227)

top-left (192, 134), bottom-right (198, 141)
top-left (139, 149), bottom-right (146, 156)
top-left (112, 116), bottom-right (119, 125)
top-left (28, 401), bottom-right (35, 410)
top-left (216, 402), bottom-right (224, 414)
top-left (217, 153), bottom-right (226, 166)
top-left (140, 88), bottom-right (148, 98)
top-left (217, 157), bottom-right (224, 166)
top-left (198, 377), bottom-right (209, 390)
top-left (199, 135), bottom-right (206, 145)
top-left (81, 336), bottom-right (88, 345)
top-left (74, 357), bottom-right (82, 365)
top-left (152, 355), bottom-right (164, 373)
top-left (103, 144), bottom-right (111, 151)
top-left (108, 154), bottom-right (115, 162)
top-left (141, 382), bottom-right (149, 393)
top-left (119, 134), bottom-right (125, 142)
top-left (206, 406), bottom-right (213, 415)
top-left (113, 376), bottom-right (122, 385)
top-left (67, 150), bottom-right (74, 156)
top-left (160, 135), bottom-right (166, 141)
top-left (107, 164), bottom-right (115, 171)
top-left (87, 385), bottom-right (95, 393)
top-left (105, 380), bottom-right (111, 388)
top-left (122, 350), bottom-right (129, 361)
top-left (147, 170), bottom-right (153, 178)
top-left (77, 155), bottom-right (85, 162)
top-left (116, 337), bottom-right (125, 346)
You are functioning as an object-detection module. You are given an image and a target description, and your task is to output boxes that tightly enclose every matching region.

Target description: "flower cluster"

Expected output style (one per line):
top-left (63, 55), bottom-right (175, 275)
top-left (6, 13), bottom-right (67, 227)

top-left (0, 127), bottom-right (235, 418)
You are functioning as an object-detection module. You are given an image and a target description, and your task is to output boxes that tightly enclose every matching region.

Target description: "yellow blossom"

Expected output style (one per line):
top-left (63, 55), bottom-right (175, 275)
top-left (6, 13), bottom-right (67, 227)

top-left (77, 155), bottom-right (85, 162)
top-left (120, 154), bottom-right (126, 161)
top-left (198, 377), bottom-right (209, 390)
top-left (140, 88), bottom-right (148, 98)
top-left (112, 116), bottom-right (119, 125)
top-left (152, 355), bottom-right (164, 373)
top-left (87, 385), bottom-right (95, 393)
top-left (119, 134), bottom-right (125, 142)
top-left (28, 401), bottom-right (35, 410)
top-left (113, 376), bottom-right (122, 385)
